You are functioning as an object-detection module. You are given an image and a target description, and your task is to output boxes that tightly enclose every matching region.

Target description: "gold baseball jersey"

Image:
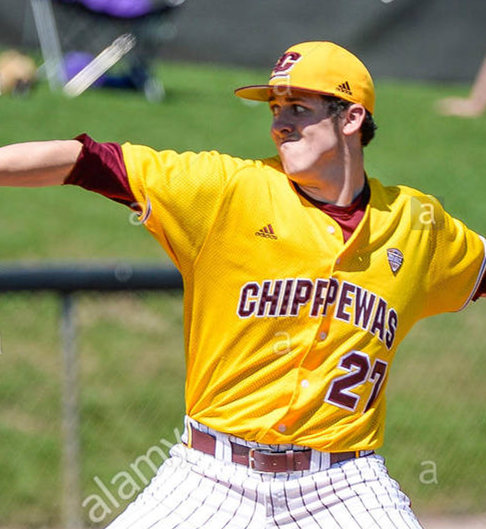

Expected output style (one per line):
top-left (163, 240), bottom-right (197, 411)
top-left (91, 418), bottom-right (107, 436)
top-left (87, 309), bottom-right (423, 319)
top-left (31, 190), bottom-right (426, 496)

top-left (116, 144), bottom-right (485, 452)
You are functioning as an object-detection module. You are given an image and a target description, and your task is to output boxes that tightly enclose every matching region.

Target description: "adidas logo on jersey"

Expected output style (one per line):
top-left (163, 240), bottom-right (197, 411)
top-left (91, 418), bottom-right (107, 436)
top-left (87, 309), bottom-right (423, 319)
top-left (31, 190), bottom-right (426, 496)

top-left (255, 224), bottom-right (278, 239)
top-left (336, 81), bottom-right (352, 96)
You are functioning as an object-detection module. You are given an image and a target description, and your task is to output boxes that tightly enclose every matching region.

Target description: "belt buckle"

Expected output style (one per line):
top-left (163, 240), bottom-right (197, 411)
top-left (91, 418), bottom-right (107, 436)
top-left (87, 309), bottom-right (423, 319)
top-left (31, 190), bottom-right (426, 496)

top-left (248, 447), bottom-right (274, 473)
top-left (248, 447), bottom-right (259, 471)
top-left (249, 447), bottom-right (287, 473)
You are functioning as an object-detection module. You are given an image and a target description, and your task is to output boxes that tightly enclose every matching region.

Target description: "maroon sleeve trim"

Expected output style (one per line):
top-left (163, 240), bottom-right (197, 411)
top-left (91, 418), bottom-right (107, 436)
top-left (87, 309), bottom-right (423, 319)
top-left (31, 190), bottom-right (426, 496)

top-left (64, 133), bottom-right (139, 211)
top-left (473, 271), bottom-right (486, 300)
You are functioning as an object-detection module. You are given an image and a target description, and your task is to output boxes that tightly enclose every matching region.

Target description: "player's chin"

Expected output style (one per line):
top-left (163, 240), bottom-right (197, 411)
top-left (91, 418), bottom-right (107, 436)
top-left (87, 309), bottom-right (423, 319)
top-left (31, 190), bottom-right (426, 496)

top-left (279, 144), bottom-right (309, 170)
top-left (279, 152), bottom-right (302, 177)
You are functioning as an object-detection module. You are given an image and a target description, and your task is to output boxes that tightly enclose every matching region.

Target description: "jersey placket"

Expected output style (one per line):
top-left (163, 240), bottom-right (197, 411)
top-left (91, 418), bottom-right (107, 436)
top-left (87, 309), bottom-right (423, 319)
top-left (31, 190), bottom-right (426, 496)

top-left (267, 216), bottom-right (348, 438)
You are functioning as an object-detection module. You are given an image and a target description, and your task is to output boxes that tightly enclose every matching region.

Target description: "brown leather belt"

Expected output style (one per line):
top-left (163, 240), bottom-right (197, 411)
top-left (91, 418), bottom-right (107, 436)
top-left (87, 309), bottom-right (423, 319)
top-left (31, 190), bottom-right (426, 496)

top-left (188, 426), bottom-right (364, 473)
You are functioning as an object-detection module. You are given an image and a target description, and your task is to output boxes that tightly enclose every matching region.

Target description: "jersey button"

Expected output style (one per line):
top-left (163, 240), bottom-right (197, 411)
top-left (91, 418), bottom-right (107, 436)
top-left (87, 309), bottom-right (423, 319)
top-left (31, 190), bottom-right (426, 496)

top-left (319, 332), bottom-right (327, 341)
top-left (327, 225), bottom-right (336, 234)
top-left (301, 379), bottom-right (310, 388)
top-left (278, 424), bottom-right (287, 433)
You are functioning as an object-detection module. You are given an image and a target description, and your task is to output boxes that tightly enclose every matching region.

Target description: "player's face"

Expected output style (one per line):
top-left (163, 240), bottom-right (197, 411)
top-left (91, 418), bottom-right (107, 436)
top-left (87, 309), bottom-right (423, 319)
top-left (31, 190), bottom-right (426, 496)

top-left (269, 91), bottom-right (341, 184)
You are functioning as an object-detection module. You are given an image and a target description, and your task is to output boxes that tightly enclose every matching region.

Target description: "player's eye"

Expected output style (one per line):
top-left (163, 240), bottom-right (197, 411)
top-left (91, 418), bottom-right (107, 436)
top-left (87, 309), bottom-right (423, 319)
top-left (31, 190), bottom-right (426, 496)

top-left (292, 104), bottom-right (309, 115)
top-left (270, 104), bottom-right (281, 117)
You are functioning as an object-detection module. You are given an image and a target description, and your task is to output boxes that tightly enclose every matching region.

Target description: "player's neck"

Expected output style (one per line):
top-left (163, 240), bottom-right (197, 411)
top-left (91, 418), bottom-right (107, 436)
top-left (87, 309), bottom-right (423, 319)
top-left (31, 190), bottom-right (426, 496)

top-left (297, 152), bottom-right (365, 206)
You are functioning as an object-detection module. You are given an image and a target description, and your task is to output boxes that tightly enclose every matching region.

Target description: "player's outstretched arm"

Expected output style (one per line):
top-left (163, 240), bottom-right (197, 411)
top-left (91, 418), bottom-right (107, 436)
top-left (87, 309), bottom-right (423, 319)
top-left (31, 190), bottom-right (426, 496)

top-left (0, 139), bottom-right (82, 187)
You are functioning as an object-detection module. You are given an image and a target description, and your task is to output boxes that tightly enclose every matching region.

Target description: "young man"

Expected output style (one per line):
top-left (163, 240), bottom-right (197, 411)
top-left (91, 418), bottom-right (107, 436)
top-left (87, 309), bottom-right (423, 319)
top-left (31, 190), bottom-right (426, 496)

top-left (0, 41), bottom-right (485, 529)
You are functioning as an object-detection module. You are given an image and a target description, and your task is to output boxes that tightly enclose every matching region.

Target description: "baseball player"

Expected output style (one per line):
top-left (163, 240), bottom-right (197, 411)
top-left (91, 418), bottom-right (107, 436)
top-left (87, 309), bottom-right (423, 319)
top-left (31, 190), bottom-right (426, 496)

top-left (0, 41), bottom-right (485, 528)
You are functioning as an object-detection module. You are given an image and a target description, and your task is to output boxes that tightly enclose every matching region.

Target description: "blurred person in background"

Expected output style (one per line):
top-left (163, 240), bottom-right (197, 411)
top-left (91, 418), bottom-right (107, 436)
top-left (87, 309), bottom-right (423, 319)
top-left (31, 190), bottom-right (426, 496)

top-left (436, 53), bottom-right (486, 117)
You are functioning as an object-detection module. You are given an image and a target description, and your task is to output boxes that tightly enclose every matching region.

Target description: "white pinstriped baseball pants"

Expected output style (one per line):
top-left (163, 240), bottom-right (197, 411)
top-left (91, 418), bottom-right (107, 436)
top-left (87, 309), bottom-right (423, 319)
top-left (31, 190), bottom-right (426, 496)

top-left (105, 423), bottom-right (423, 529)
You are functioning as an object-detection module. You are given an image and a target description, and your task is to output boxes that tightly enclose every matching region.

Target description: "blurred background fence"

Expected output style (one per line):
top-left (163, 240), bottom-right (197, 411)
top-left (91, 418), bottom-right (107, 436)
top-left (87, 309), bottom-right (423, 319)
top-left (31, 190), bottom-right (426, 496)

top-left (0, 263), bottom-right (185, 528)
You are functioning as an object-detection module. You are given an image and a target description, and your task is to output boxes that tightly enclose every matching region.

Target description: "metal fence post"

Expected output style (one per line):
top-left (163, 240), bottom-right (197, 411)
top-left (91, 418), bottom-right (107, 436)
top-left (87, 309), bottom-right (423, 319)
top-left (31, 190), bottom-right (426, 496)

top-left (60, 292), bottom-right (82, 529)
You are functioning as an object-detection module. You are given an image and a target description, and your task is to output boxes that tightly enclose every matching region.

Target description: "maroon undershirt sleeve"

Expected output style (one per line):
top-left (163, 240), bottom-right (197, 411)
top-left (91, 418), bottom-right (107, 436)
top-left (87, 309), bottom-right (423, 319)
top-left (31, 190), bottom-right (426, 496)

top-left (64, 133), bottom-right (140, 211)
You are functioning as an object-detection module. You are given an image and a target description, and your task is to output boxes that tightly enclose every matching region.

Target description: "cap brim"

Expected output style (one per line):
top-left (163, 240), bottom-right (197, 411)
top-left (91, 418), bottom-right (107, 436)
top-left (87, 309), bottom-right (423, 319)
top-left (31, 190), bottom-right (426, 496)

top-left (234, 85), bottom-right (274, 101)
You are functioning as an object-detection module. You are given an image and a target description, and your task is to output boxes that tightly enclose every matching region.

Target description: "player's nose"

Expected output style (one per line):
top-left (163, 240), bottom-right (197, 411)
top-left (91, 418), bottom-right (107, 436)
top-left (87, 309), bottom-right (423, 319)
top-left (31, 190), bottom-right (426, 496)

top-left (271, 113), bottom-right (296, 139)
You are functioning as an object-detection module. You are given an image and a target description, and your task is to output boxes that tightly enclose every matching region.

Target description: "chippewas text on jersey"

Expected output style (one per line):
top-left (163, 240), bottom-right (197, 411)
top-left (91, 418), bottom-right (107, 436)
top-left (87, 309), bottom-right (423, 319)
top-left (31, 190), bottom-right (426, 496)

top-left (237, 277), bottom-right (398, 350)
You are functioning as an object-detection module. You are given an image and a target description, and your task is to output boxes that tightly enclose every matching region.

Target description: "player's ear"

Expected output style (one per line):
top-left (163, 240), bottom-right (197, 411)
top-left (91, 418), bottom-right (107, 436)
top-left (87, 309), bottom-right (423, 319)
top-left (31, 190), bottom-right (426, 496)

top-left (342, 104), bottom-right (366, 137)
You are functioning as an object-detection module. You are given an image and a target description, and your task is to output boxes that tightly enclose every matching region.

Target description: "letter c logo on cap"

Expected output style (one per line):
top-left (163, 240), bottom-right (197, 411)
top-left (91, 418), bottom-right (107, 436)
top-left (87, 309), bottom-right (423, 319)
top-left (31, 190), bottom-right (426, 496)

top-left (271, 52), bottom-right (302, 76)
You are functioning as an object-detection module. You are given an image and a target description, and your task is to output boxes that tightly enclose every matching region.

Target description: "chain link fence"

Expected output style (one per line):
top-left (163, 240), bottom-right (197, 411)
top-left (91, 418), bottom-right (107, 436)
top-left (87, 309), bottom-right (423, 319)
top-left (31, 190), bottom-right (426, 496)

top-left (0, 263), bottom-right (485, 527)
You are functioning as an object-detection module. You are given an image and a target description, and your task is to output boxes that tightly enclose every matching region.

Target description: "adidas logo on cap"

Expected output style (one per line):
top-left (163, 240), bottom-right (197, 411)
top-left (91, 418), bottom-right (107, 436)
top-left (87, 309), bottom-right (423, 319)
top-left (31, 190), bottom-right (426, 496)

top-left (336, 81), bottom-right (352, 96)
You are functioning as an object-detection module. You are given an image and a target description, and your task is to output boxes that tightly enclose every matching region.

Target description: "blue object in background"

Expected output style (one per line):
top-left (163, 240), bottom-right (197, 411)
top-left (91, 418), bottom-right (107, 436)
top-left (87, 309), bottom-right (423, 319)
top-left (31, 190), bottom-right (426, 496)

top-left (59, 0), bottom-right (159, 18)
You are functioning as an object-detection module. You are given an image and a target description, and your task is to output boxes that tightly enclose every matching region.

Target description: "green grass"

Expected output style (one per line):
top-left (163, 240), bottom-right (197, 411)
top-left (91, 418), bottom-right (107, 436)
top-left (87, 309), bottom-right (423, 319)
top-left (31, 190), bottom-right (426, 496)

top-left (0, 62), bottom-right (486, 525)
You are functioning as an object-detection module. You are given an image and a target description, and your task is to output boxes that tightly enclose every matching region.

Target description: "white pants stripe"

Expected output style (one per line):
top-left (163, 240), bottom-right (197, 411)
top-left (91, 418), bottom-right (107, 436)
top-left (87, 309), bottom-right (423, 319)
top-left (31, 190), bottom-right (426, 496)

top-left (105, 441), bottom-right (424, 529)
